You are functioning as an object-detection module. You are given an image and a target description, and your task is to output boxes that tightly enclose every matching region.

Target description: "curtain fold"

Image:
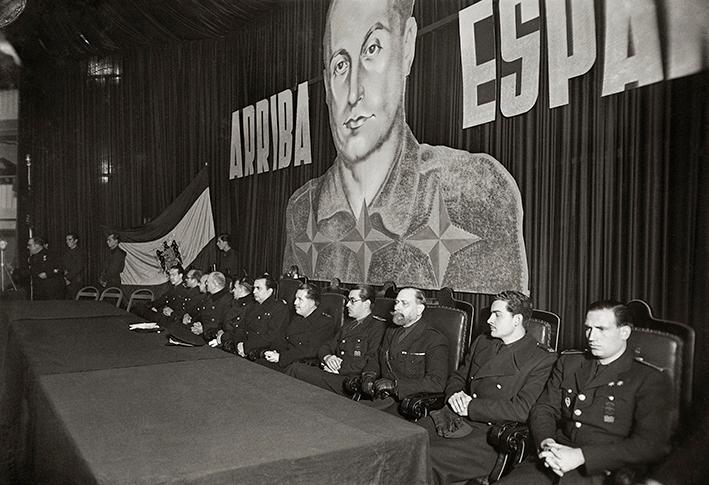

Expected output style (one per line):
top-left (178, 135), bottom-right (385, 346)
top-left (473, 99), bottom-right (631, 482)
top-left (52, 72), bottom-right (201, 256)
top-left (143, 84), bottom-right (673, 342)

top-left (14, 1), bottom-right (708, 376)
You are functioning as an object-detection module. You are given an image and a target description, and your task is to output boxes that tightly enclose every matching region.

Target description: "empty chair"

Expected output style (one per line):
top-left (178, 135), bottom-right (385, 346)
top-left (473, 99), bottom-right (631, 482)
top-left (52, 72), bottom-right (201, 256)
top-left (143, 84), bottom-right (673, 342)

top-left (127, 289), bottom-right (154, 312)
top-left (75, 286), bottom-right (99, 301)
top-left (100, 287), bottom-right (124, 307)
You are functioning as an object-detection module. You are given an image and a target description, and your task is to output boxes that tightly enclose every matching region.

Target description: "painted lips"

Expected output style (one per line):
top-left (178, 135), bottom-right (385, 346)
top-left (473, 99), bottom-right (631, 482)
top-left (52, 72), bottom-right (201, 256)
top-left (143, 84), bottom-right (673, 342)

top-left (344, 114), bottom-right (374, 129)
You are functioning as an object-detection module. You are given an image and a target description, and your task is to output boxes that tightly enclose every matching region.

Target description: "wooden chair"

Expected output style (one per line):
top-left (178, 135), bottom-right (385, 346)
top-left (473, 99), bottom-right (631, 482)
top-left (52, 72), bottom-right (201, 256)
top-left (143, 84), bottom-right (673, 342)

top-left (127, 289), bottom-right (154, 312)
top-left (99, 287), bottom-right (124, 307)
top-left (75, 286), bottom-right (99, 301)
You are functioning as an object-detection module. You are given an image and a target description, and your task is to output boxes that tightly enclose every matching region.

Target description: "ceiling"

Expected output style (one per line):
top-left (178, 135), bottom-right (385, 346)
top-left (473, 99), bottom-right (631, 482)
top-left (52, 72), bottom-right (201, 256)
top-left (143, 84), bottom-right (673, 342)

top-left (3, 0), bottom-right (281, 62)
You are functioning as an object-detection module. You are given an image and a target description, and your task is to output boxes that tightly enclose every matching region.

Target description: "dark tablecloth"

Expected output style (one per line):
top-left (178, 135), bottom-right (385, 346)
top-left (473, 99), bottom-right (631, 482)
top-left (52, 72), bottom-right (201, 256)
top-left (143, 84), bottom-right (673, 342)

top-left (1, 302), bottom-right (429, 484)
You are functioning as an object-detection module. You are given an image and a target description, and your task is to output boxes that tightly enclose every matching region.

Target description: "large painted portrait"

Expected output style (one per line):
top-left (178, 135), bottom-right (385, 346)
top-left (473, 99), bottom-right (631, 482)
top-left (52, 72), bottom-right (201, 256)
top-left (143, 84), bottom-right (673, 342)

top-left (283, 0), bottom-right (528, 294)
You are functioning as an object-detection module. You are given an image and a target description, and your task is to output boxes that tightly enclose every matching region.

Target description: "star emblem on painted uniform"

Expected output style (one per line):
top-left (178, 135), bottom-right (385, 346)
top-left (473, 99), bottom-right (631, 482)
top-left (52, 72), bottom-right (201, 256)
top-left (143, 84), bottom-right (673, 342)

top-left (405, 188), bottom-right (480, 285)
top-left (340, 202), bottom-right (392, 280)
top-left (293, 207), bottom-right (335, 275)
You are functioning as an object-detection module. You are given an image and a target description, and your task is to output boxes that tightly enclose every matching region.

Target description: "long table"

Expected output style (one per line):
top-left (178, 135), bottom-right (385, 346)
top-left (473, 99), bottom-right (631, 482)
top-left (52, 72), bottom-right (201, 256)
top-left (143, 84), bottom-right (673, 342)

top-left (0, 301), bottom-right (428, 484)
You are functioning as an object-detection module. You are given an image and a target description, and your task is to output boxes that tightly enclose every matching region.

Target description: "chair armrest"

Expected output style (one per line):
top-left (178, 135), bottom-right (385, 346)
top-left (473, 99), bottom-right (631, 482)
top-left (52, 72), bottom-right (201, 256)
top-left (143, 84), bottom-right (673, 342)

top-left (486, 422), bottom-right (530, 483)
top-left (399, 392), bottom-right (446, 421)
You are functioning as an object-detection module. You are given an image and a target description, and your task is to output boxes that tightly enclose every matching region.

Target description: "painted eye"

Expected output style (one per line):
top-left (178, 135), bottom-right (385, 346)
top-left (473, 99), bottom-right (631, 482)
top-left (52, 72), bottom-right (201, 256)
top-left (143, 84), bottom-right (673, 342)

top-left (364, 43), bottom-right (382, 57)
top-left (333, 58), bottom-right (349, 76)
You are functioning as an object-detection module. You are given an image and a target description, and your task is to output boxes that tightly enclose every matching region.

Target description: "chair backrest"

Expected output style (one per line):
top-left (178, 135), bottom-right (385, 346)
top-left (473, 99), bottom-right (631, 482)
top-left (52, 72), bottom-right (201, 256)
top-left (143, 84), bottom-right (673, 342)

top-left (437, 287), bottom-right (455, 308)
top-left (452, 299), bottom-right (475, 351)
top-left (100, 287), bottom-right (124, 307)
top-left (627, 299), bottom-right (695, 435)
top-left (526, 309), bottom-right (561, 352)
top-left (372, 297), bottom-right (396, 324)
top-left (127, 289), bottom-right (154, 311)
top-left (75, 286), bottom-right (99, 301)
top-left (320, 292), bottom-right (346, 328)
top-left (422, 306), bottom-right (469, 373)
top-left (475, 306), bottom-right (560, 352)
top-left (278, 278), bottom-right (302, 307)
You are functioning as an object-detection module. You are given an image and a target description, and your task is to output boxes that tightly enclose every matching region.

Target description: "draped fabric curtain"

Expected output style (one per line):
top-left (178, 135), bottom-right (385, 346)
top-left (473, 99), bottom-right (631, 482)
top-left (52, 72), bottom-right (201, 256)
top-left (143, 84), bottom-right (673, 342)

top-left (15, 1), bottom-right (709, 379)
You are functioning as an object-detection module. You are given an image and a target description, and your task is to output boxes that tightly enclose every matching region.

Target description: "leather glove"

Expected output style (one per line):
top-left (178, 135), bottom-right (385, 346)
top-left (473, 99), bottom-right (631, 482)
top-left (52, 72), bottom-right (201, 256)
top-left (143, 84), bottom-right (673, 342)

top-left (342, 376), bottom-right (362, 395)
top-left (361, 372), bottom-right (378, 397)
top-left (374, 378), bottom-right (398, 399)
top-left (222, 338), bottom-right (236, 354)
top-left (247, 347), bottom-right (269, 361)
top-left (204, 327), bottom-right (220, 342)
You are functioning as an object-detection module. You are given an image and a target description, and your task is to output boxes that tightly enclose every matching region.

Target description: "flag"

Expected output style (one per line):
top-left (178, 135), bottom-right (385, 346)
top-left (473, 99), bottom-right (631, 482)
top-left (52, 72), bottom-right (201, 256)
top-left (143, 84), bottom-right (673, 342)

top-left (113, 167), bottom-right (215, 286)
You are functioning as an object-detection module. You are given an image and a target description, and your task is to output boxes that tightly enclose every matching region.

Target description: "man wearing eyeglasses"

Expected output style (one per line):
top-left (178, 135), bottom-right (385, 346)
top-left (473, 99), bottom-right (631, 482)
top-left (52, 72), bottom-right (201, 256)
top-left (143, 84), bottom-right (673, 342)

top-left (286, 284), bottom-right (385, 394)
top-left (357, 287), bottom-right (448, 415)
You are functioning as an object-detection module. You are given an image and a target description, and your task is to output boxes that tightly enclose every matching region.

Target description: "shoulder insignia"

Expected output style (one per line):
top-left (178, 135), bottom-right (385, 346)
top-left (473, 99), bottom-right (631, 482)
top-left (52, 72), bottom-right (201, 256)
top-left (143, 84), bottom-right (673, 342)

top-left (372, 315), bottom-right (386, 322)
top-left (634, 356), bottom-right (665, 373)
top-left (280, 299), bottom-right (288, 305)
top-left (321, 311), bottom-right (332, 318)
top-left (536, 341), bottom-right (555, 353)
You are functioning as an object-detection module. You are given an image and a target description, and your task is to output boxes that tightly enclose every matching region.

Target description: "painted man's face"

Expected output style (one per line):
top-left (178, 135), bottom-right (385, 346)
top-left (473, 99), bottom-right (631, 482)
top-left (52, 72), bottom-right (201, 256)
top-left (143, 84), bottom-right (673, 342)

top-left (324, 0), bottom-right (413, 164)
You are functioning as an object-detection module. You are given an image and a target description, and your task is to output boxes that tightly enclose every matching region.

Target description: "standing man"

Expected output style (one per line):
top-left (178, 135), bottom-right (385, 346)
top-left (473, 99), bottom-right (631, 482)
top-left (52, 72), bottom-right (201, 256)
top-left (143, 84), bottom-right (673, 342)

top-left (355, 287), bottom-right (448, 415)
top-left (98, 233), bottom-right (125, 288)
top-left (236, 275), bottom-right (290, 359)
top-left (498, 301), bottom-right (672, 484)
top-left (27, 236), bottom-right (64, 300)
top-left (258, 283), bottom-right (337, 370)
top-left (62, 232), bottom-right (86, 298)
top-left (421, 291), bottom-right (557, 484)
top-left (287, 284), bottom-right (385, 394)
top-left (216, 233), bottom-right (238, 279)
top-left (284, 0), bottom-right (527, 294)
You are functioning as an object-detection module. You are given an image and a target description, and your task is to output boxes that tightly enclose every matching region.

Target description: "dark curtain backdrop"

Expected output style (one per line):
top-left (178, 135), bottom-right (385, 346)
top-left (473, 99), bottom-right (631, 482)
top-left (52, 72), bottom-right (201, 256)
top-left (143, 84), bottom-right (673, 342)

top-left (15, 1), bottom-right (709, 382)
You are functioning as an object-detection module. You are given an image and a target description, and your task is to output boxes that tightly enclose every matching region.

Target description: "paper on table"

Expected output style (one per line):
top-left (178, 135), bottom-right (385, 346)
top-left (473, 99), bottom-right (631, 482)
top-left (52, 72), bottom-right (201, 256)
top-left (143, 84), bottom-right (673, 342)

top-left (129, 322), bottom-right (160, 330)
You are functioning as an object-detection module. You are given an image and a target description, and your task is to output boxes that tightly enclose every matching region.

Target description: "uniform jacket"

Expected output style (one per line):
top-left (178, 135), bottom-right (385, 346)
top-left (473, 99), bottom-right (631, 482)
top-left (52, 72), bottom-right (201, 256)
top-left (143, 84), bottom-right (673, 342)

top-left (29, 249), bottom-right (64, 299)
top-left (194, 287), bottom-right (232, 338)
top-left (62, 246), bottom-right (86, 285)
top-left (276, 309), bottom-right (337, 367)
top-left (100, 247), bottom-right (126, 287)
top-left (182, 287), bottom-right (207, 319)
top-left (445, 333), bottom-right (556, 423)
top-left (218, 248), bottom-right (238, 278)
top-left (283, 126), bottom-right (527, 294)
top-left (222, 294), bottom-right (255, 344)
top-left (318, 313), bottom-right (386, 376)
top-left (363, 316), bottom-right (449, 397)
top-left (152, 282), bottom-right (191, 315)
top-left (243, 294), bottom-right (290, 353)
top-left (530, 348), bottom-right (672, 475)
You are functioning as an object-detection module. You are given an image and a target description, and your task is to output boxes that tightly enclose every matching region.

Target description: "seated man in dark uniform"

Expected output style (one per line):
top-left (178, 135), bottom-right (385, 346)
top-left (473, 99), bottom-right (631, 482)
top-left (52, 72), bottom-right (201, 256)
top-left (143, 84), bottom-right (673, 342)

top-left (235, 275), bottom-right (290, 359)
top-left (132, 265), bottom-right (190, 322)
top-left (189, 272), bottom-right (233, 341)
top-left (212, 277), bottom-right (255, 352)
top-left (27, 236), bottom-right (64, 300)
top-left (257, 283), bottom-right (337, 371)
top-left (180, 270), bottom-right (206, 323)
top-left (497, 301), bottom-right (672, 485)
top-left (420, 291), bottom-right (557, 484)
top-left (356, 287), bottom-right (449, 415)
top-left (287, 284), bottom-right (385, 394)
